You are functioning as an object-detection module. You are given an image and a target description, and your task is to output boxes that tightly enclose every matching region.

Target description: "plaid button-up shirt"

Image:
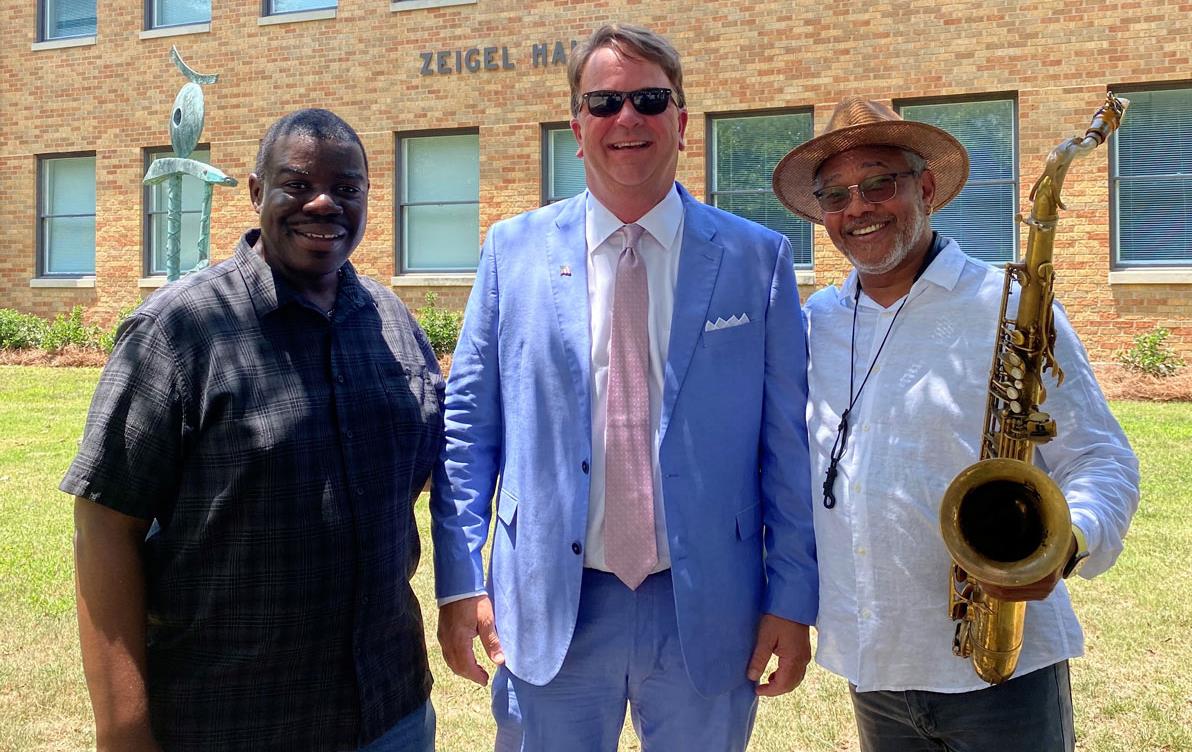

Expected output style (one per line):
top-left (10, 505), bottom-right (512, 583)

top-left (62, 231), bottom-right (445, 750)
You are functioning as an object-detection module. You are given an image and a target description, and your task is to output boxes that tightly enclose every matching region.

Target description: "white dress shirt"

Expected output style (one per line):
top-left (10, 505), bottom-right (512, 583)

top-left (804, 238), bottom-right (1140, 693)
top-left (584, 187), bottom-right (685, 573)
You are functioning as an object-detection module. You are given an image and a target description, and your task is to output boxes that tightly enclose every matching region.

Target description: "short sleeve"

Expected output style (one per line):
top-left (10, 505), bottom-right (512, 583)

top-left (59, 313), bottom-right (188, 520)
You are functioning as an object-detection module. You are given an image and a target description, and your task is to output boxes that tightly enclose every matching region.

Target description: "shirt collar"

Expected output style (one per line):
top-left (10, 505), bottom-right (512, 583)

top-left (584, 184), bottom-right (683, 253)
top-left (235, 229), bottom-right (372, 321)
top-left (838, 234), bottom-right (966, 308)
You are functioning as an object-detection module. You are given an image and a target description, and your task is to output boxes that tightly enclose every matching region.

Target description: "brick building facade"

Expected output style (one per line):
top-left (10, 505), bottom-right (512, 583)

top-left (2, 0), bottom-right (1190, 359)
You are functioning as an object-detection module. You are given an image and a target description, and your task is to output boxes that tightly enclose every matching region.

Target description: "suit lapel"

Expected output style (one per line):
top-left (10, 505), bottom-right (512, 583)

top-left (546, 194), bottom-right (593, 418)
top-left (661, 189), bottom-right (724, 437)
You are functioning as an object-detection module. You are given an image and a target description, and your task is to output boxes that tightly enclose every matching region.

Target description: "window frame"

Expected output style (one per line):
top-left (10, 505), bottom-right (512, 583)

top-left (705, 107), bottom-right (815, 269)
top-left (394, 128), bottom-right (481, 274)
top-left (541, 122), bottom-right (585, 205)
top-left (261, 0), bottom-right (336, 17)
top-left (144, 0), bottom-right (211, 30)
top-left (895, 92), bottom-right (1020, 264)
top-left (142, 145), bottom-right (211, 277)
top-left (37, 151), bottom-right (97, 278)
top-left (38, 0), bottom-right (97, 41)
top-left (1109, 81), bottom-right (1192, 269)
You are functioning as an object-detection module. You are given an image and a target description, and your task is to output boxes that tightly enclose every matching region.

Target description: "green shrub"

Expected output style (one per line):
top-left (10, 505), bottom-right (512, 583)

top-left (416, 292), bottom-right (464, 357)
top-left (0, 308), bottom-right (49, 350)
top-left (97, 300), bottom-right (142, 354)
top-left (40, 306), bottom-right (102, 352)
top-left (1117, 326), bottom-right (1186, 377)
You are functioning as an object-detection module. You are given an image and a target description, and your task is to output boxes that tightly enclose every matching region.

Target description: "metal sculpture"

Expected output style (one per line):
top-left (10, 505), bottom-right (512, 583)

top-left (143, 46), bottom-right (237, 281)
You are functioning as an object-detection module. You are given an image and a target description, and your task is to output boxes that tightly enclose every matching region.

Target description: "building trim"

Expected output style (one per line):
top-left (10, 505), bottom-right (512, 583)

top-left (1108, 269), bottom-right (1192, 285)
top-left (31, 36), bottom-right (97, 51)
top-left (391, 274), bottom-right (476, 287)
top-left (139, 23), bottom-right (211, 40)
top-left (258, 8), bottom-right (336, 26)
top-left (795, 270), bottom-right (816, 286)
top-left (30, 277), bottom-right (96, 288)
top-left (392, 0), bottom-right (476, 11)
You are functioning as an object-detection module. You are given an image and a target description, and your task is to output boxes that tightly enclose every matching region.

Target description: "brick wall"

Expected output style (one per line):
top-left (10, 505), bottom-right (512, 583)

top-left (2, 0), bottom-right (1190, 358)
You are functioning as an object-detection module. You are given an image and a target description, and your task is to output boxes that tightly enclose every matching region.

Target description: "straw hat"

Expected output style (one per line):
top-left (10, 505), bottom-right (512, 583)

top-left (772, 97), bottom-right (970, 224)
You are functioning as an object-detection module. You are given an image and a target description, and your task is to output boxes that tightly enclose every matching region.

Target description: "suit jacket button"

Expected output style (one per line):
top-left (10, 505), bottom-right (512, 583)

top-left (581, 460), bottom-right (589, 474)
top-left (572, 541), bottom-right (582, 555)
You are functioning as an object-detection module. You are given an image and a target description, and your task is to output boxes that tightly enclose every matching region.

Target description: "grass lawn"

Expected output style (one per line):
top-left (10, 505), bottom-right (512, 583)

top-left (1, 365), bottom-right (1188, 751)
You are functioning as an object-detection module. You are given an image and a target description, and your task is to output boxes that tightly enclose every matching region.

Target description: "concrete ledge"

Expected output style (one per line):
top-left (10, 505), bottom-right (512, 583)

top-left (390, 274), bottom-right (476, 287)
top-left (258, 8), bottom-right (336, 25)
top-left (795, 270), bottom-right (816, 286)
top-left (31, 36), bottom-right (96, 51)
top-left (391, 0), bottom-right (476, 12)
top-left (139, 23), bottom-right (210, 40)
top-left (1108, 269), bottom-right (1192, 285)
top-left (30, 277), bottom-right (96, 288)
top-left (138, 277), bottom-right (169, 289)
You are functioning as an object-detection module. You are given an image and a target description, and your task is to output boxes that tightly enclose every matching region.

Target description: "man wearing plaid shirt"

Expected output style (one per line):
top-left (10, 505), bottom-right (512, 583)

top-left (62, 109), bottom-right (444, 751)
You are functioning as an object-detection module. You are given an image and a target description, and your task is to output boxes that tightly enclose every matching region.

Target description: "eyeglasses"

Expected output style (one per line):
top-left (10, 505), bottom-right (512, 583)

top-left (581, 88), bottom-right (676, 118)
top-left (813, 171), bottom-right (919, 214)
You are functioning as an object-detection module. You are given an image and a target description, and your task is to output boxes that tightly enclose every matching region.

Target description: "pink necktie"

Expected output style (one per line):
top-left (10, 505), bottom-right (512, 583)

top-left (604, 224), bottom-right (658, 590)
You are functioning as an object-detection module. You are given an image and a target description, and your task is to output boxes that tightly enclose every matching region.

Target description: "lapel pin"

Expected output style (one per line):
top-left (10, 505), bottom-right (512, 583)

top-left (559, 265), bottom-right (572, 277)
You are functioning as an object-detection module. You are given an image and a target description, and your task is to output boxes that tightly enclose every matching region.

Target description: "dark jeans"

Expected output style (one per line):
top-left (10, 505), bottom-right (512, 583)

top-left (849, 661), bottom-right (1074, 752)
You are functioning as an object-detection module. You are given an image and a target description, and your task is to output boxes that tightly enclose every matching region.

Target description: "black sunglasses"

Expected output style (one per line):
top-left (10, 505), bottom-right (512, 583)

top-left (581, 88), bottom-right (676, 118)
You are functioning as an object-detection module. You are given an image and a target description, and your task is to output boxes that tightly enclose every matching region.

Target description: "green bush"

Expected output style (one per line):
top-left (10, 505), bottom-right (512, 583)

top-left (1117, 326), bottom-right (1186, 377)
top-left (416, 292), bottom-right (464, 357)
top-left (97, 300), bottom-right (142, 354)
top-left (0, 309), bottom-right (49, 350)
top-left (40, 306), bottom-right (102, 352)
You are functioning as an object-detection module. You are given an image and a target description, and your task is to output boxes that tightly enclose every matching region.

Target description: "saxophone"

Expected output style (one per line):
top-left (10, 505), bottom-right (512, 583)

top-left (938, 93), bottom-right (1128, 685)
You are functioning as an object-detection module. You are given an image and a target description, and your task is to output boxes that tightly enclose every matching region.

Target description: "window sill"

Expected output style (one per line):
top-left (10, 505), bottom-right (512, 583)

top-left (139, 23), bottom-right (210, 40)
top-left (391, 0), bottom-right (476, 12)
top-left (258, 8), bottom-right (336, 25)
top-left (31, 36), bottom-right (96, 51)
top-left (138, 277), bottom-right (169, 289)
top-left (1108, 269), bottom-right (1192, 285)
top-left (30, 277), bottom-right (96, 288)
top-left (795, 270), bottom-right (816, 286)
top-left (390, 273), bottom-right (476, 287)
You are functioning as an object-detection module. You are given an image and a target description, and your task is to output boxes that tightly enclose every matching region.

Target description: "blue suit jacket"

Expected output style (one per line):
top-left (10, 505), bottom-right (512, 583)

top-left (431, 184), bottom-right (817, 696)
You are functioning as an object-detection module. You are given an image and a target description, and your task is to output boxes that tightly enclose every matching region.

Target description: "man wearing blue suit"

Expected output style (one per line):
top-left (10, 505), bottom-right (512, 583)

top-left (431, 23), bottom-right (818, 751)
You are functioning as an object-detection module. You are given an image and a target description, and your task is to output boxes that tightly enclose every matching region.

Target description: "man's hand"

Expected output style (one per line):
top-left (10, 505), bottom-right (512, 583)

top-left (437, 594), bottom-right (504, 686)
top-left (979, 534), bottom-right (1077, 602)
top-left (747, 614), bottom-right (811, 697)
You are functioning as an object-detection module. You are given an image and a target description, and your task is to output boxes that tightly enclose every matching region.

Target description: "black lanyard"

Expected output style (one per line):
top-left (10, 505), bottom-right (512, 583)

top-left (822, 234), bottom-right (944, 509)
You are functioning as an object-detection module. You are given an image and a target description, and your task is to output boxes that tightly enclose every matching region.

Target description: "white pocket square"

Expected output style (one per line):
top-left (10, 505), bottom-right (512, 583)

top-left (704, 313), bottom-right (751, 332)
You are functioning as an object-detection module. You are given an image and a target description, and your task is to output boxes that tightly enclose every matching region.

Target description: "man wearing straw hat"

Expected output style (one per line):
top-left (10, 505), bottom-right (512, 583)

top-left (772, 97), bottom-right (1139, 751)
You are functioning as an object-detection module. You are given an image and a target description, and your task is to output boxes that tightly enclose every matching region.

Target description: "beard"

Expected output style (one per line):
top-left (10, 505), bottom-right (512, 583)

top-left (844, 199), bottom-right (930, 276)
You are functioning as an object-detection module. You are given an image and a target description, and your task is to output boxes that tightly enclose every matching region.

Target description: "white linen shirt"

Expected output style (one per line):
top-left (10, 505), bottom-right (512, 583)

top-left (583, 187), bottom-right (684, 573)
top-left (804, 238), bottom-right (1139, 693)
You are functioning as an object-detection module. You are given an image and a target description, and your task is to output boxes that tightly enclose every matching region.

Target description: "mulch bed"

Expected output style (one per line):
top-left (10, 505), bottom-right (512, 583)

top-left (3, 349), bottom-right (1188, 402)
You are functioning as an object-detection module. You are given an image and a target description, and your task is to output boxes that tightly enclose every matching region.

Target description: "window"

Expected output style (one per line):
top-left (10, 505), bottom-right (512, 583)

top-left (1112, 86), bottom-right (1192, 266)
top-left (265, 0), bottom-right (336, 14)
top-left (709, 112), bottom-right (814, 267)
top-left (39, 155), bottom-right (96, 276)
top-left (41, 0), bottom-right (96, 40)
top-left (148, 0), bottom-right (210, 28)
top-left (397, 132), bottom-right (480, 272)
top-left (144, 147), bottom-right (211, 276)
top-left (543, 125), bottom-right (586, 204)
top-left (899, 97), bottom-right (1018, 264)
